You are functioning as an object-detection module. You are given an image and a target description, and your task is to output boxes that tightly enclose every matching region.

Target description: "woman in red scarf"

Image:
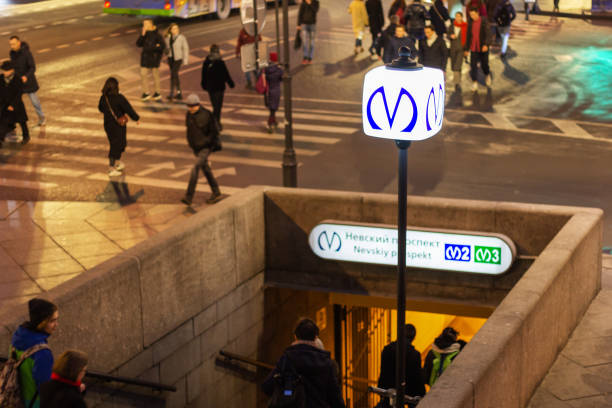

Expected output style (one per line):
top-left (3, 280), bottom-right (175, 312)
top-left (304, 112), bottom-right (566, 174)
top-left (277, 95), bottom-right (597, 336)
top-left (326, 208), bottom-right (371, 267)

top-left (40, 350), bottom-right (88, 408)
top-left (449, 11), bottom-right (468, 91)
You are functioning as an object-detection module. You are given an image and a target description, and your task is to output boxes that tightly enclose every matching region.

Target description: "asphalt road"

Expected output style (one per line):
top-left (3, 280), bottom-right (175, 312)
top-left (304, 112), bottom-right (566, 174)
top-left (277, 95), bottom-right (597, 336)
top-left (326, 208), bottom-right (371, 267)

top-left (1, 0), bottom-right (611, 243)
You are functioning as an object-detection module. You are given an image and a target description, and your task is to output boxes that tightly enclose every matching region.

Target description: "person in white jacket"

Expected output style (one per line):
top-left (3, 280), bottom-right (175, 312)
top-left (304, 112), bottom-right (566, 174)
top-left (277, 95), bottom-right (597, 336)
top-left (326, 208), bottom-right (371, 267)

top-left (164, 23), bottom-right (189, 101)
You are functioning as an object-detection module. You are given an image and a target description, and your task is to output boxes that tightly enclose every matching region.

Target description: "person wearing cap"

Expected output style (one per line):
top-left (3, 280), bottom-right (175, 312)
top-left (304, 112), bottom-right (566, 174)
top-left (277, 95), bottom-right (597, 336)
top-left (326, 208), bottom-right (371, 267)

top-left (200, 43), bottom-right (234, 131)
top-left (263, 52), bottom-right (283, 133)
top-left (181, 93), bottom-right (222, 205)
top-left (0, 59), bottom-right (29, 146)
top-left (11, 298), bottom-right (58, 408)
top-left (423, 326), bottom-right (466, 386)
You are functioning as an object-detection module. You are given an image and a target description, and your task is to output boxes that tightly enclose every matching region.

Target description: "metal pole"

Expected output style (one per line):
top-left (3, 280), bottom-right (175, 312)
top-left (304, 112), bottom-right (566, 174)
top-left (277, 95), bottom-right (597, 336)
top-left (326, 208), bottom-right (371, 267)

top-left (395, 139), bottom-right (411, 408)
top-left (253, 0), bottom-right (259, 71)
top-left (281, 0), bottom-right (297, 187)
top-left (274, 0), bottom-right (281, 60)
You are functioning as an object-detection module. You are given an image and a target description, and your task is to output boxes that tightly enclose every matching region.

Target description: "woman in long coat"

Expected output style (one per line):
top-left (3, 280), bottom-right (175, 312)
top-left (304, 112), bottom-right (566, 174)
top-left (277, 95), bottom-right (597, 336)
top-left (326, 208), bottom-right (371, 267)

top-left (201, 43), bottom-right (235, 130)
top-left (0, 60), bottom-right (29, 145)
top-left (98, 77), bottom-right (140, 177)
top-left (348, 0), bottom-right (369, 54)
top-left (264, 52), bottom-right (283, 133)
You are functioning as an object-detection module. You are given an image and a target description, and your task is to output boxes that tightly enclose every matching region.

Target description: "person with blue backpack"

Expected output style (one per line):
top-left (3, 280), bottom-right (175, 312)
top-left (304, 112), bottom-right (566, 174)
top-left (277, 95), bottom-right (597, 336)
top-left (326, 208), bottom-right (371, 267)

top-left (10, 298), bottom-right (58, 408)
top-left (423, 327), bottom-right (466, 387)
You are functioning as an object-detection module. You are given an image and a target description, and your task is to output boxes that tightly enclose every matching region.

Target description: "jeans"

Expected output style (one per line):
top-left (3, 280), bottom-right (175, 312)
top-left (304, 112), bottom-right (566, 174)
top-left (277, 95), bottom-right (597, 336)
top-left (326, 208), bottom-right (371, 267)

top-left (245, 70), bottom-right (255, 86)
top-left (498, 25), bottom-right (510, 54)
top-left (27, 92), bottom-right (44, 122)
top-left (302, 24), bottom-right (316, 59)
top-left (208, 90), bottom-right (225, 125)
top-left (186, 148), bottom-right (220, 198)
top-left (140, 67), bottom-right (161, 94)
top-left (168, 58), bottom-right (183, 96)
top-left (470, 51), bottom-right (490, 81)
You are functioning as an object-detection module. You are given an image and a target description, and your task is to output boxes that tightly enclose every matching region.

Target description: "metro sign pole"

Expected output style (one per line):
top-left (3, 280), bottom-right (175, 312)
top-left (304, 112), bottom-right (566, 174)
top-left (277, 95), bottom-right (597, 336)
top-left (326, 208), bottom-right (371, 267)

top-left (362, 46), bottom-right (445, 408)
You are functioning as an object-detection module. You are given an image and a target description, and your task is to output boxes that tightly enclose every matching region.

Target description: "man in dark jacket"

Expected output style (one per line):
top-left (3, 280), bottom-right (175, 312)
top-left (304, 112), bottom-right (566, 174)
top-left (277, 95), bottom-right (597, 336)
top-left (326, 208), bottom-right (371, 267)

top-left (262, 318), bottom-right (345, 408)
top-left (0, 60), bottom-right (29, 145)
top-left (297, 0), bottom-right (320, 64)
top-left (11, 298), bottom-right (58, 408)
top-left (181, 94), bottom-right (221, 206)
top-left (423, 327), bottom-right (465, 386)
top-left (405, 0), bottom-right (429, 41)
top-left (464, 7), bottom-right (492, 91)
top-left (494, 0), bottom-right (516, 60)
top-left (429, 0), bottom-right (450, 36)
top-left (419, 25), bottom-right (449, 70)
top-left (366, 0), bottom-right (385, 57)
top-left (8, 36), bottom-right (45, 126)
top-left (377, 324), bottom-right (426, 405)
top-left (387, 25), bottom-right (416, 64)
top-left (136, 19), bottom-right (165, 101)
top-left (379, 15), bottom-right (400, 62)
top-left (201, 44), bottom-right (235, 130)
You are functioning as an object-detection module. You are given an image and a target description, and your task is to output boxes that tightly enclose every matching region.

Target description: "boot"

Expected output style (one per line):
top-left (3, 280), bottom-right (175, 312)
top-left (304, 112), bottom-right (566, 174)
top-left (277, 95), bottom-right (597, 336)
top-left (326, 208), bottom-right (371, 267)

top-left (206, 191), bottom-right (222, 204)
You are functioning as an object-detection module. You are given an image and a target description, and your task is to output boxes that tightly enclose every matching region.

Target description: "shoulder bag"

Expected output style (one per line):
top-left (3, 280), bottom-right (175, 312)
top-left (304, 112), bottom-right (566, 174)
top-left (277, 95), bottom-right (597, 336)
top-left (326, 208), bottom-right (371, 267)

top-left (105, 95), bottom-right (129, 126)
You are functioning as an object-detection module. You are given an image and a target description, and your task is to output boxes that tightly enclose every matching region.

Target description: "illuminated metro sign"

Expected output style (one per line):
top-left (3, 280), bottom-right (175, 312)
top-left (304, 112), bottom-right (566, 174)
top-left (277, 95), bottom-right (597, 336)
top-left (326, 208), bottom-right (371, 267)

top-left (362, 65), bottom-right (445, 141)
top-left (309, 221), bottom-right (516, 275)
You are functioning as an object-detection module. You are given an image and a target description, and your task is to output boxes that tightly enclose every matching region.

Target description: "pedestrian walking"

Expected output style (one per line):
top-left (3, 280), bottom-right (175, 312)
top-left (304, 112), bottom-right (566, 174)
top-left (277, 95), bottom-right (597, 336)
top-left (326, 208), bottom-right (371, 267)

top-left (0, 60), bottom-right (29, 146)
top-left (235, 27), bottom-right (261, 89)
top-left (424, 327), bottom-right (466, 386)
top-left (419, 25), bottom-right (449, 70)
top-left (429, 0), bottom-right (451, 36)
top-left (10, 298), bottom-right (58, 408)
top-left (98, 77), bottom-right (140, 177)
top-left (366, 0), bottom-right (385, 57)
top-left (348, 0), bottom-right (369, 55)
top-left (164, 23), bottom-right (189, 101)
top-left (494, 0), bottom-right (516, 60)
top-left (8, 36), bottom-right (45, 126)
top-left (466, 0), bottom-right (488, 20)
top-left (465, 6), bottom-right (492, 91)
top-left (201, 44), bottom-right (234, 131)
top-left (136, 19), bottom-right (165, 101)
top-left (388, 0), bottom-right (407, 24)
top-left (449, 11), bottom-right (468, 90)
top-left (39, 350), bottom-right (88, 408)
top-left (181, 94), bottom-right (222, 206)
top-left (553, 0), bottom-right (560, 12)
top-left (377, 324), bottom-right (426, 407)
top-left (388, 25), bottom-right (416, 63)
top-left (297, 0), bottom-right (320, 64)
top-left (264, 52), bottom-right (283, 133)
top-left (380, 15), bottom-right (401, 62)
top-left (262, 318), bottom-right (346, 408)
top-left (524, 0), bottom-right (540, 19)
top-left (405, 0), bottom-right (430, 41)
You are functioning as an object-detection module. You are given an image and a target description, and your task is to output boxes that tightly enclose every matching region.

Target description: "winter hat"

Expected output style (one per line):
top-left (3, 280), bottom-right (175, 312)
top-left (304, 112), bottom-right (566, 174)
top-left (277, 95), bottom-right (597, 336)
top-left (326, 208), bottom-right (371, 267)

top-left (269, 52), bottom-right (278, 63)
top-left (28, 298), bottom-right (57, 329)
top-left (1, 60), bottom-right (14, 71)
top-left (185, 94), bottom-right (200, 106)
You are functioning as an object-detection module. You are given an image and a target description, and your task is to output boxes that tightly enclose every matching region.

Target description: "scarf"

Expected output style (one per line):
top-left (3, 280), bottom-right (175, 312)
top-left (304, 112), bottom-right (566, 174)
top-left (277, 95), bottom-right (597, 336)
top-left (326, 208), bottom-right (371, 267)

top-left (454, 20), bottom-right (467, 46)
top-left (51, 372), bottom-right (82, 388)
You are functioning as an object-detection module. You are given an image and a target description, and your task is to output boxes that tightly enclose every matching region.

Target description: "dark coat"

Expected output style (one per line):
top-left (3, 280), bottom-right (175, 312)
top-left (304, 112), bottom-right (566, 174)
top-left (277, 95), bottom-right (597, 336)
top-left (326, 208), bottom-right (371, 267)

top-left (186, 106), bottom-right (217, 154)
top-left (493, 0), bottom-right (516, 26)
top-left (264, 64), bottom-right (283, 111)
top-left (298, 0), bottom-right (320, 25)
top-left (262, 343), bottom-right (345, 408)
top-left (386, 35), bottom-right (416, 63)
top-left (381, 23), bottom-right (399, 63)
top-left (377, 341), bottom-right (426, 397)
top-left (98, 93), bottom-right (139, 157)
top-left (201, 55), bottom-right (235, 93)
top-left (9, 42), bottom-right (39, 93)
top-left (366, 0), bottom-right (385, 34)
top-left (419, 35), bottom-right (449, 69)
top-left (136, 29), bottom-right (165, 68)
top-left (465, 16), bottom-right (492, 51)
top-left (405, 2), bottom-right (429, 30)
top-left (0, 73), bottom-right (28, 124)
top-left (429, 0), bottom-right (450, 35)
top-left (40, 379), bottom-right (86, 408)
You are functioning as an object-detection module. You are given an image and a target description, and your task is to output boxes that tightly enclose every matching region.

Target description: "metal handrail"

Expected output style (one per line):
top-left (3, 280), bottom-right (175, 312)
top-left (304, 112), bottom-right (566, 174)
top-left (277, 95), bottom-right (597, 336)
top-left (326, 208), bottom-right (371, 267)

top-left (218, 350), bottom-right (275, 370)
top-left (0, 356), bottom-right (176, 392)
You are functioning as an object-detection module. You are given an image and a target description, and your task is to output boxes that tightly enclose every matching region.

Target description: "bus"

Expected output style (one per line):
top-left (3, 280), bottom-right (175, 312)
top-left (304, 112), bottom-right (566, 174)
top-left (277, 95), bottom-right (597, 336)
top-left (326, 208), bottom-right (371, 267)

top-left (103, 0), bottom-right (240, 19)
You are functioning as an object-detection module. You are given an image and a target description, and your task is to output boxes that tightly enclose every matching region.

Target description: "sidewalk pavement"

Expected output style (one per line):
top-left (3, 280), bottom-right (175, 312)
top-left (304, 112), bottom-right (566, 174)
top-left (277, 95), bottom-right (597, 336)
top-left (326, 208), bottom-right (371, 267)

top-left (0, 200), bottom-right (202, 311)
top-left (528, 256), bottom-right (612, 407)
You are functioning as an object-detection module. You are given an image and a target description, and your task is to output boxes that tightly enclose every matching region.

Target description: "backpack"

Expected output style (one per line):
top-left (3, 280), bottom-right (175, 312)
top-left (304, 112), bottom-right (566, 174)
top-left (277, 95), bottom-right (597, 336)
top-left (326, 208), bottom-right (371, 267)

top-left (268, 356), bottom-right (305, 408)
top-left (0, 343), bottom-right (50, 408)
top-left (428, 350), bottom-right (459, 386)
top-left (496, 3), bottom-right (512, 27)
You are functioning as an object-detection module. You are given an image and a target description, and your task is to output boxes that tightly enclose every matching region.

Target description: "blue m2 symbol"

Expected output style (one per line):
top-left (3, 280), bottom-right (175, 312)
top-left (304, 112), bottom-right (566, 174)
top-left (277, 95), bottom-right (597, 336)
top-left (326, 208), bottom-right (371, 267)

top-left (318, 231), bottom-right (342, 252)
top-left (426, 84), bottom-right (444, 131)
top-left (366, 86), bottom-right (418, 133)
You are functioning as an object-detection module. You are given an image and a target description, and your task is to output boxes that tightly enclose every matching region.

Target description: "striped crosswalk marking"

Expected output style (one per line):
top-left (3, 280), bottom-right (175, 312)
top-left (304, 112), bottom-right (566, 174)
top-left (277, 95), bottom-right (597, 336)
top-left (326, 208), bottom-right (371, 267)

top-left (86, 173), bottom-right (244, 194)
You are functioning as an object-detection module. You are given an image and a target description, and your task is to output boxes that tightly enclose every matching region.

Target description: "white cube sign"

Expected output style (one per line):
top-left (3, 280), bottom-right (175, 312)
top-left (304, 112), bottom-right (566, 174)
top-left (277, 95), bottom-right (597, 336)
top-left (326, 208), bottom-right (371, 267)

top-left (362, 65), bottom-right (445, 141)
